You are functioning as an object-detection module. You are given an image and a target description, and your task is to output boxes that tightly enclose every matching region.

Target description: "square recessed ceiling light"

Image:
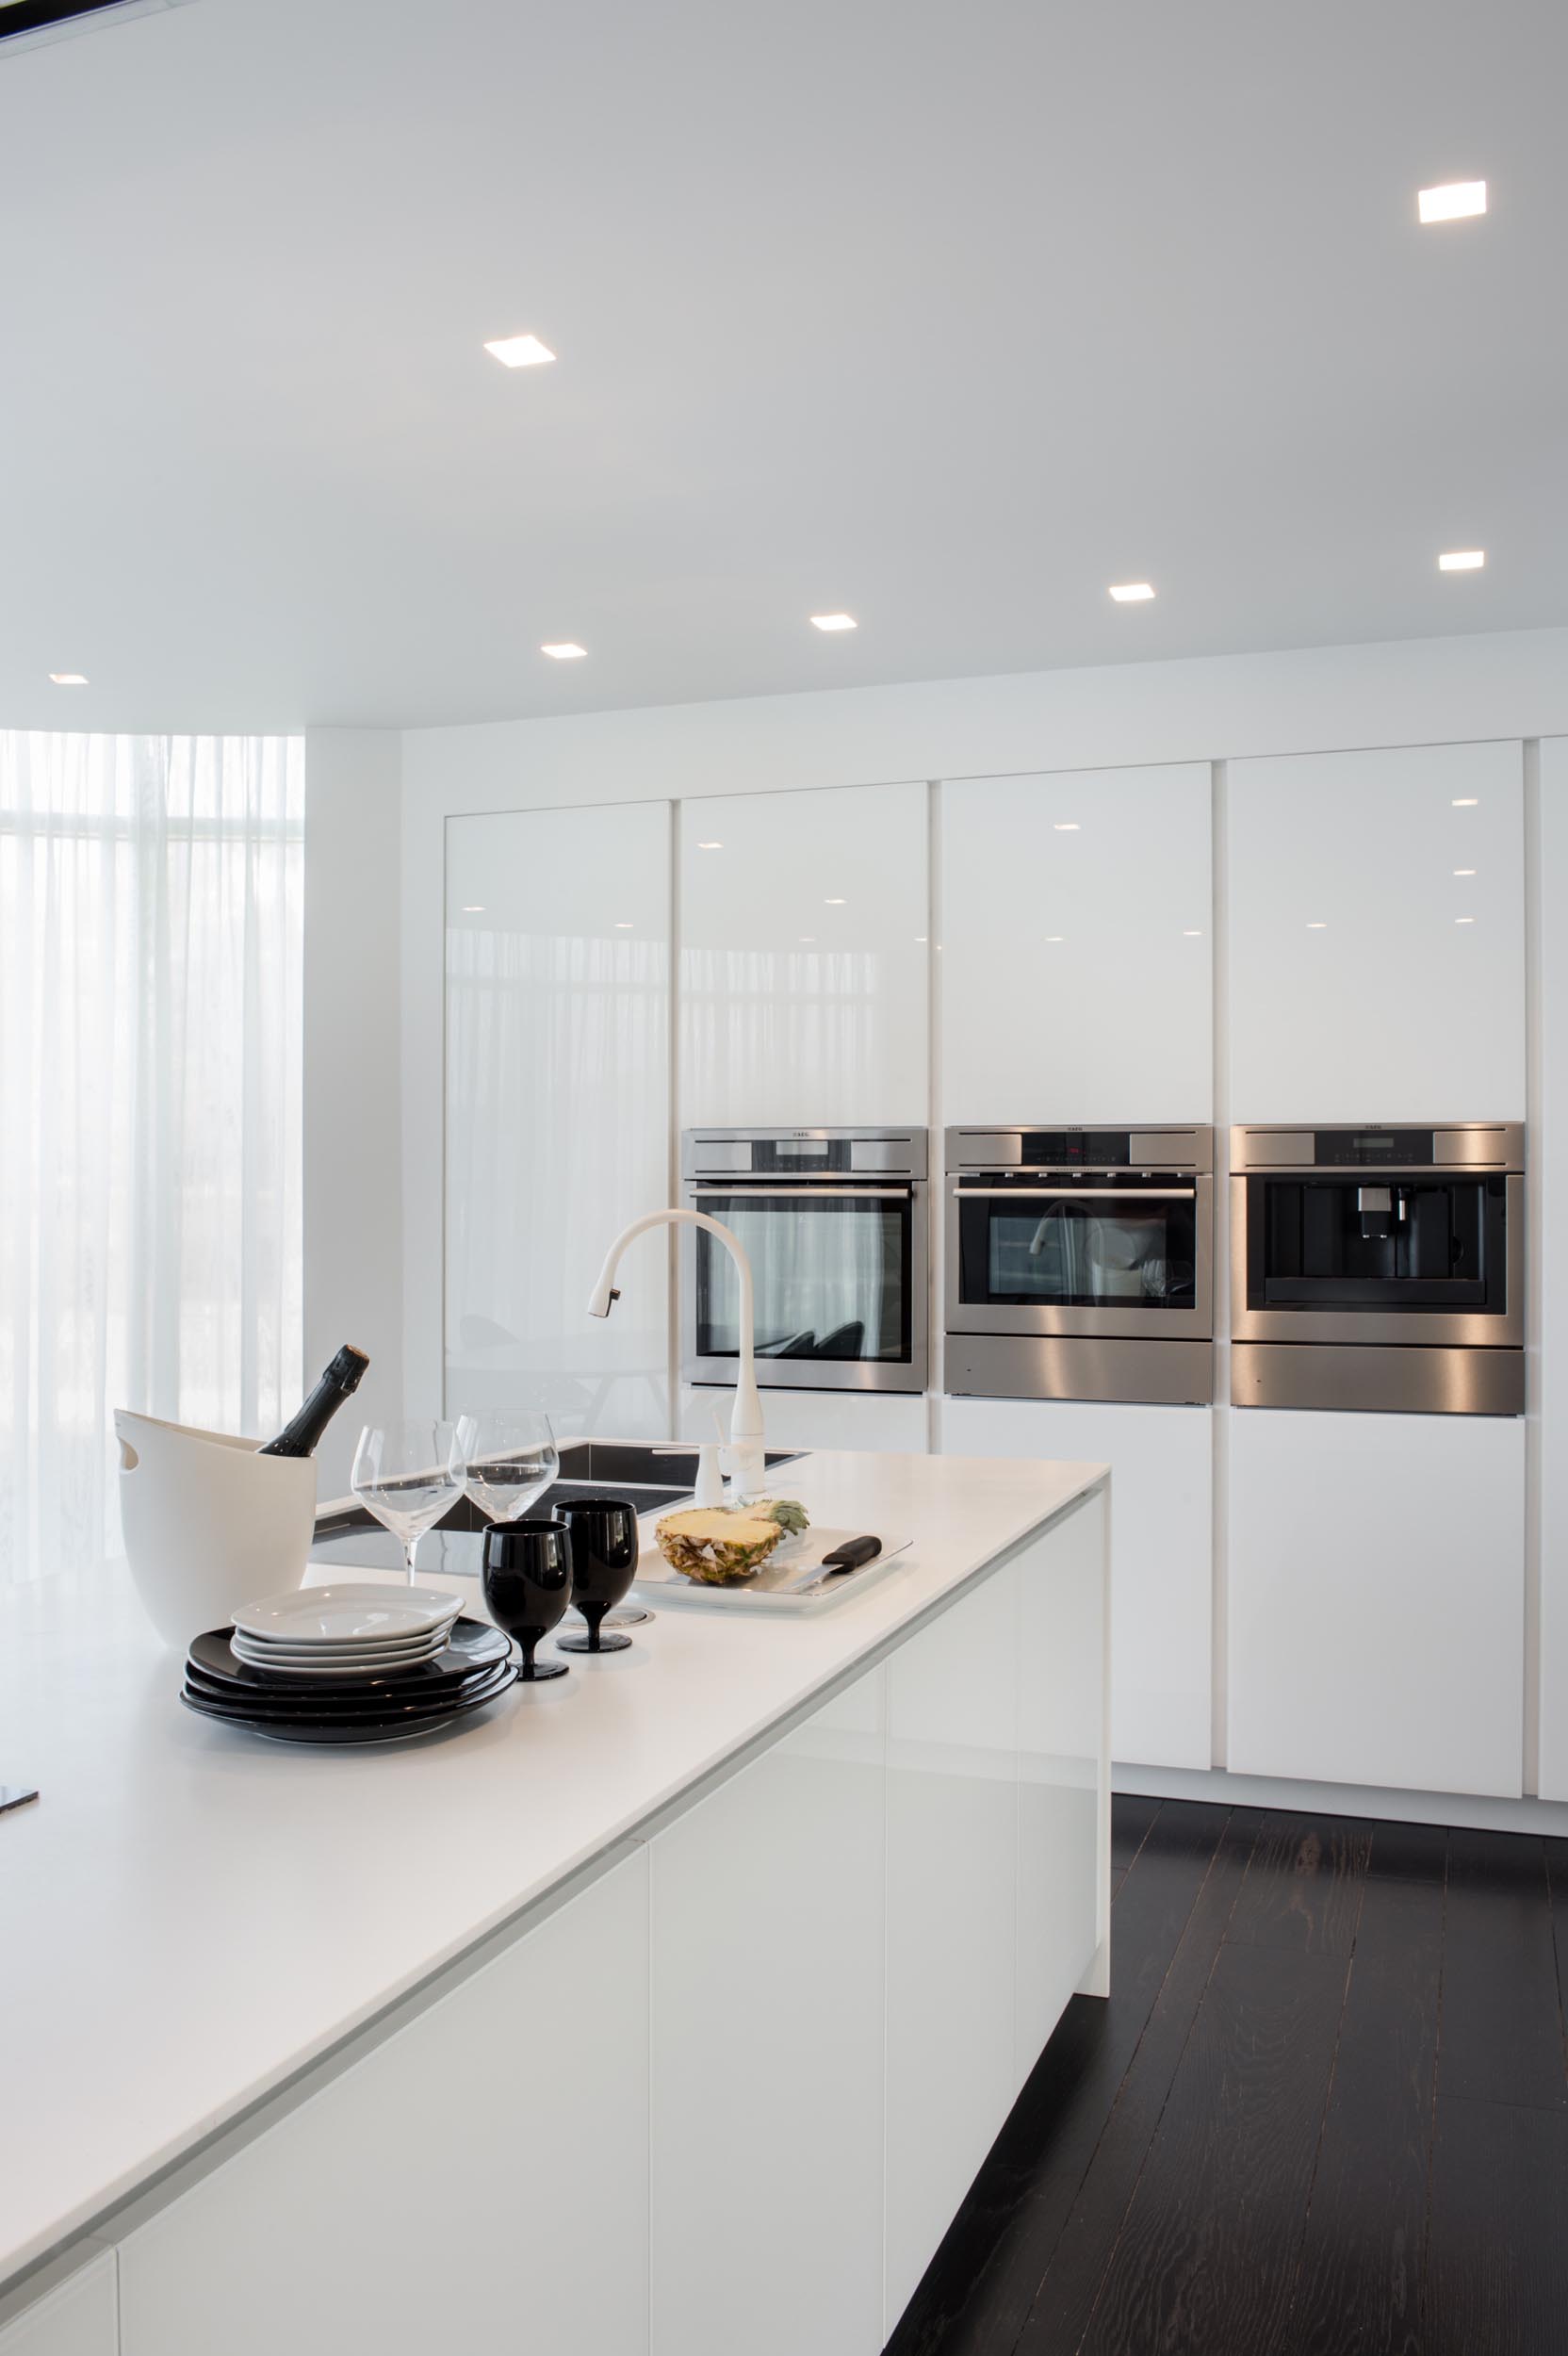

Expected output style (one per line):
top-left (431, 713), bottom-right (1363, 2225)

top-left (1418, 181), bottom-right (1486, 223)
top-left (1439, 549), bottom-right (1485, 571)
top-left (1108, 582), bottom-right (1155, 603)
top-left (540, 643), bottom-right (587, 660)
top-left (48, 672), bottom-right (88, 685)
top-left (810, 613), bottom-right (858, 631)
top-left (484, 334), bottom-right (556, 368)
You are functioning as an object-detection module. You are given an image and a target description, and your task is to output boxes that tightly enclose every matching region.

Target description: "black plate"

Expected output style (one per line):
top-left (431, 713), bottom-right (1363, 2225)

top-left (183, 1654), bottom-right (514, 1718)
top-left (179, 1661), bottom-right (517, 1741)
top-left (188, 1617), bottom-right (510, 1699)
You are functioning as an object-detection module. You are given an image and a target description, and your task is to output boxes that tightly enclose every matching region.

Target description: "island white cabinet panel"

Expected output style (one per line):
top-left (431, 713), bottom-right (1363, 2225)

top-left (679, 782), bottom-right (927, 1126)
top-left (1015, 1498), bottom-right (1107, 2078)
top-left (1228, 1410), bottom-right (1525, 1797)
top-left (0, 2252), bottom-right (115, 2356)
top-left (679, 1383), bottom-right (928, 1455)
top-left (885, 1562), bottom-right (1019, 2324)
top-left (118, 1849), bottom-right (651, 2356)
top-left (1538, 739), bottom-right (1568, 1799)
top-left (445, 801), bottom-right (671, 1441)
top-left (650, 1670), bottom-right (886, 2356)
top-left (939, 1397), bottom-right (1211, 1769)
top-left (1228, 741), bottom-right (1525, 1121)
top-left (939, 764), bottom-right (1213, 1124)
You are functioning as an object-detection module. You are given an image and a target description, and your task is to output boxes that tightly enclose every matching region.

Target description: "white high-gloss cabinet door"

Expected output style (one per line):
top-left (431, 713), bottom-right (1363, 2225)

top-left (1537, 738), bottom-right (1568, 1798)
top-left (0, 2252), bottom-right (116, 2356)
top-left (650, 1669), bottom-right (886, 2356)
top-left (1015, 1497), bottom-right (1107, 2078)
top-left (939, 764), bottom-right (1213, 1123)
top-left (1228, 1411), bottom-right (1525, 1797)
top-left (939, 1397), bottom-right (1211, 1770)
top-left (884, 1562), bottom-right (1019, 2326)
top-left (118, 1849), bottom-right (651, 2356)
top-left (1229, 741), bottom-right (1525, 1121)
top-left (678, 782), bottom-right (927, 1126)
top-left (445, 803), bottom-right (671, 1440)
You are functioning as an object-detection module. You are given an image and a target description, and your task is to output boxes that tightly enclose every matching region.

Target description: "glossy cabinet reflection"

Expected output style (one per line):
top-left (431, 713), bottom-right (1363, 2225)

top-left (0, 2253), bottom-right (116, 2356)
top-left (445, 803), bottom-right (671, 1440)
top-left (939, 1396), bottom-right (1211, 1769)
top-left (1228, 741), bottom-right (1525, 1121)
top-left (678, 1383), bottom-right (929, 1456)
top-left (117, 1850), bottom-right (651, 2356)
top-left (939, 764), bottom-right (1213, 1123)
top-left (883, 1562), bottom-right (1019, 2322)
top-left (1228, 1411), bottom-right (1525, 1796)
top-left (1015, 1502), bottom-right (1107, 2076)
top-left (678, 783), bottom-right (928, 1126)
top-left (650, 1671), bottom-right (887, 2356)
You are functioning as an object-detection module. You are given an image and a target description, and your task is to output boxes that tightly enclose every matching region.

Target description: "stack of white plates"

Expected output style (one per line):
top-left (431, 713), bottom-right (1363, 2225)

top-left (229, 1583), bottom-right (466, 1677)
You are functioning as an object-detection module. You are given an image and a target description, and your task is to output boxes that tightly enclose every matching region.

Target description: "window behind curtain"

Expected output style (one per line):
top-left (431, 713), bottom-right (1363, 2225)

top-left (0, 732), bottom-right (303, 1583)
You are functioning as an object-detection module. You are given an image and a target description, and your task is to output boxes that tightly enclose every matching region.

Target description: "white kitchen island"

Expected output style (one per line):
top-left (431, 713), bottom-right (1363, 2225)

top-left (0, 1448), bottom-right (1108, 2356)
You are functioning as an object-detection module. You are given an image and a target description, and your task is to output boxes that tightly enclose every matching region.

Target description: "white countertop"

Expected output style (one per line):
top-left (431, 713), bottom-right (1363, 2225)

top-left (0, 1448), bottom-right (1104, 2293)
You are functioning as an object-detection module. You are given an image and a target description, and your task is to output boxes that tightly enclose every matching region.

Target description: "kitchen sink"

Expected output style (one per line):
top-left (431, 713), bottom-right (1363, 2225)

top-left (310, 1438), bottom-right (803, 1579)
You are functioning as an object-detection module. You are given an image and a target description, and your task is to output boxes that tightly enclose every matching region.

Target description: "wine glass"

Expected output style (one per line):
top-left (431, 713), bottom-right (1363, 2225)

top-left (551, 1497), bottom-right (639, 1654)
top-left (351, 1420), bottom-right (461, 1587)
top-left (482, 1521), bottom-right (573, 1681)
top-left (449, 1411), bottom-right (558, 1525)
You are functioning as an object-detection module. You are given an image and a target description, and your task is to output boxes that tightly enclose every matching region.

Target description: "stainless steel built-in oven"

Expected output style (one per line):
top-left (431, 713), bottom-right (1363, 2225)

top-left (682, 1128), bottom-right (928, 1394)
top-left (945, 1126), bottom-right (1215, 1403)
top-left (1231, 1123), bottom-right (1525, 1415)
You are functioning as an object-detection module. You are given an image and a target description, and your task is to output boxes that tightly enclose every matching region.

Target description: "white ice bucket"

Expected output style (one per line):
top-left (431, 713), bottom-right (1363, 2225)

top-left (114, 1409), bottom-right (318, 1650)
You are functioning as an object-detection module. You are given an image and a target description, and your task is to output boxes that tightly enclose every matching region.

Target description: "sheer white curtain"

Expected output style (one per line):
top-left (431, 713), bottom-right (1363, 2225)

top-left (0, 732), bottom-right (303, 1584)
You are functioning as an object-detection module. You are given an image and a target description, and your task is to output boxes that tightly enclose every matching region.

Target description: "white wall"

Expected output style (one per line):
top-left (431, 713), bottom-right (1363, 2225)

top-left (301, 728), bottom-right (403, 1497)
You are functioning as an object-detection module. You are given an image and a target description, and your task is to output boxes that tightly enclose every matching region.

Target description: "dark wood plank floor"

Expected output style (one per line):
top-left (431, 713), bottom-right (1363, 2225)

top-left (884, 1797), bottom-right (1568, 2356)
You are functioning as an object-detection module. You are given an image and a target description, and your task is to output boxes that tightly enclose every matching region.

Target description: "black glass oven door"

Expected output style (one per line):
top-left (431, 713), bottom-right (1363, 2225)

top-left (956, 1186), bottom-right (1199, 1315)
top-left (693, 1187), bottom-right (912, 1366)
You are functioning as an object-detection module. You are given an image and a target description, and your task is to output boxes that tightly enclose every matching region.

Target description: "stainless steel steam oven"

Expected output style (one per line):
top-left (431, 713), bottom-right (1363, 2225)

top-left (682, 1127), bottom-right (928, 1394)
top-left (945, 1125), bottom-right (1215, 1404)
top-left (1231, 1122), bottom-right (1525, 1415)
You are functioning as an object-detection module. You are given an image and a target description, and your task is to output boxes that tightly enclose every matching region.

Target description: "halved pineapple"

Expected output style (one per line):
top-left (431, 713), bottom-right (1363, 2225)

top-left (655, 1507), bottom-right (787, 1585)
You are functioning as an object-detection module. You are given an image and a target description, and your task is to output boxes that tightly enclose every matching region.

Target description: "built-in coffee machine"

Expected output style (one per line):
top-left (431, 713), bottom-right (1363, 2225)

top-left (1230, 1122), bottom-right (1525, 1414)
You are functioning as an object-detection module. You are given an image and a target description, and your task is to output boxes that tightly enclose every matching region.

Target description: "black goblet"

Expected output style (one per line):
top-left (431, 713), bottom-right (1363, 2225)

top-left (551, 1497), bottom-right (639, 1653)
top-left (482, 1520), bottom-right (573, 1682)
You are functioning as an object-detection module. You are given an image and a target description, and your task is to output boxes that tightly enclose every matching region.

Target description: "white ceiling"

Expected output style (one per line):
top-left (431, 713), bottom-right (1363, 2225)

top-left (1, 0), bottom-right (1564, 733)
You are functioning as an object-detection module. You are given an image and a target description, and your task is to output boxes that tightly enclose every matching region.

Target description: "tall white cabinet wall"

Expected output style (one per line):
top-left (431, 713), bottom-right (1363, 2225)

top-left (444, 803), bottom-right (672, 1441)
top-left (939, 762), bottom-right (1213, 1124)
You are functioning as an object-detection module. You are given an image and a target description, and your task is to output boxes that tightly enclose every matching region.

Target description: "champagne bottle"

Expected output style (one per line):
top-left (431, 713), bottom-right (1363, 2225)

top-left (257, 1344), bottom-right (370, 1458)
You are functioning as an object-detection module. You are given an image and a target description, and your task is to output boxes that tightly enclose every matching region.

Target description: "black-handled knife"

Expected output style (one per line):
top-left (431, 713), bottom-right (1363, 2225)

top-left (819, 1534), bottom-right (882, 1577)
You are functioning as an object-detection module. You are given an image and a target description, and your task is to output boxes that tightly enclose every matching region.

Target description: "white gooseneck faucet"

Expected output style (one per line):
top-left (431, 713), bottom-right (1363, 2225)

top-left (587, 1208), bottom-right (766, 1502)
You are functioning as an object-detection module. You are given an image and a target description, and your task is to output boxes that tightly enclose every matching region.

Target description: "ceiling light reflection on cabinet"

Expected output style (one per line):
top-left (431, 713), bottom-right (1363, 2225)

top-left (1439, 550), bottom-right (1485, 571)
top-left (461, 905), bottom-right (485, 913)
top-left (1417, 181), bottom-right (1486, 223)
top-left (1045, 935), bottom-right (1064, 943)
top-left (1054, 822), bottom-right (1081, 831)
top-left (48, 672), bottom-right (88, 685)
top-left (1183, 929), bottom-right (1202, 937)
top-left (799, 935), bottom-right (816, 943)
top-left (696, 841), bottom-right (723, 850)
top-left (1108, 582), bottom-right (1155, 602)
top-left (825, 897), bottom-right (846, 905)
top-left (1452, 797), bottom-right (1478, 807)
top-left (1454, 868), bottom-right (1477, 876)
top-left (1455, 916), bottom-right (1476, 925)
top-left (614, 921), bottom-right (634, 929)
top-left (484, 334), bottom-right (556, 368)
top-left (810, 614), bottom-right (858, 631)
top-left (541, 643), bottom-right (587, 660)
top-left (1307, 921), bottom-right (1328, 929)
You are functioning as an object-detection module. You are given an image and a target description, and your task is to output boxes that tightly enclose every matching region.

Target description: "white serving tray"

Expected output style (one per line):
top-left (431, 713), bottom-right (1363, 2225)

top-left (631, 1525), bottom-right (912, 1615)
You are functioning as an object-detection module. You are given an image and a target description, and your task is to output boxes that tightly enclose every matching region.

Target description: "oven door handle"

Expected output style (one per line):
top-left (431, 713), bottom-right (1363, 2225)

top-left (951, 1186), bottom-right (1194, 1201)
top-left (688, 1185), bottom-right (913, 1201)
